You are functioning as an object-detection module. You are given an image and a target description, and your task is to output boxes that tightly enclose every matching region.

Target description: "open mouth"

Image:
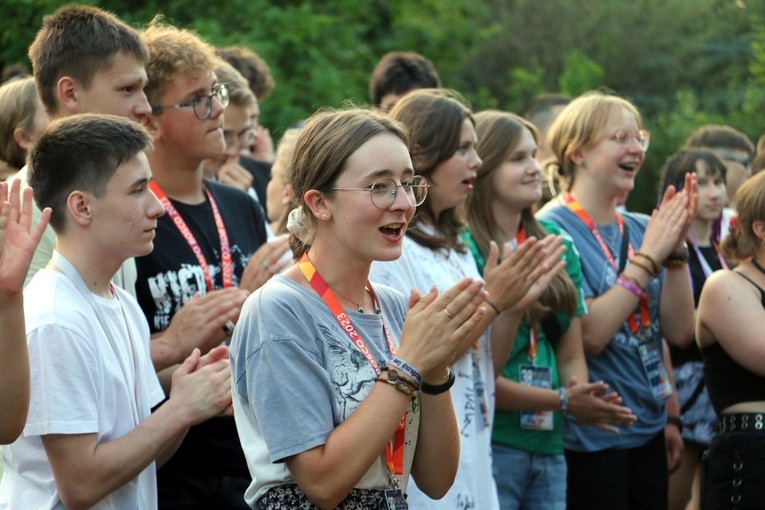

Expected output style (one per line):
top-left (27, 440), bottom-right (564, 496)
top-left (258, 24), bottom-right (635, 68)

top-left (618, 163), bottom-right (638, 174)
top-left (380, 223), bottom-right (404, 237)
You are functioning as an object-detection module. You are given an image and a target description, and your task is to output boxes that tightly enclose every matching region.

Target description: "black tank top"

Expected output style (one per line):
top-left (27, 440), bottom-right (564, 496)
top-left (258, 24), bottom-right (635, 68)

top-left (701, 271), bottom-right (765, 415)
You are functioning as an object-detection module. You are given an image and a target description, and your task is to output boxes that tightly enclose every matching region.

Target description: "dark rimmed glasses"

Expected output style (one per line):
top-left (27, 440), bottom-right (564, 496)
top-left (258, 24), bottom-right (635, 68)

top-left (609, 129), bottom-right (651, 152)
top-left (332, 175), bottom-right (429, 209)
top-left (224, 127), bottom-right (255, 150)
top-left (151, 83), bottom-right (230, 120)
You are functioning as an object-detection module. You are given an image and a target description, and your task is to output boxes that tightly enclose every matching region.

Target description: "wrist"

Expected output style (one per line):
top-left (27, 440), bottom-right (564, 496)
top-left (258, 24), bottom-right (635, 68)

top-left (558, 387), bottom-right (568, 415)
top-left (663, 244), bottom-right (689, 270)
top-left (421, 368), bottom-right (455, 395)
top-left (666, 415), bottom-right (683, 433)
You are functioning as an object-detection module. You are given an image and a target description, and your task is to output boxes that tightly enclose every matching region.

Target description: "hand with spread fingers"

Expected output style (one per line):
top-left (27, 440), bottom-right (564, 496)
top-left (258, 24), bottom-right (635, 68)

top-left (395, 277), bottom-right (487, 381)
top-left (564, 377), bottom-right (637, 434)
top-left (483, 234), bottom-right (566, 314)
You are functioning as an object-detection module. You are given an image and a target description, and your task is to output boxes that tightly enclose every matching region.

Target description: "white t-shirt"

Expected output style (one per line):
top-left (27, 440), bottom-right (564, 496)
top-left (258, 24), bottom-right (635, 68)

top-left (0, 269), bottom-right (164, 510)
top-left (369, 230), bottom-right (500, 510)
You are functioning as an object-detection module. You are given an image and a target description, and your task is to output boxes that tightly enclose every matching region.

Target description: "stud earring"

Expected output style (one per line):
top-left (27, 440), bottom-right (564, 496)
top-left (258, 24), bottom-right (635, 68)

top-left (321, 212), bottom-right (329, 220)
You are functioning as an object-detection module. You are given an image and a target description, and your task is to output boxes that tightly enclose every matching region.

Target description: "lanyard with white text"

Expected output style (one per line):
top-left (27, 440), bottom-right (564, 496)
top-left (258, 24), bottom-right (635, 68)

top-left (564, 193), bottom-right (650, 334)
top-left (298, 253), bottom-right (405, 483)
top-left (149, 180), bottom-right (232, 291)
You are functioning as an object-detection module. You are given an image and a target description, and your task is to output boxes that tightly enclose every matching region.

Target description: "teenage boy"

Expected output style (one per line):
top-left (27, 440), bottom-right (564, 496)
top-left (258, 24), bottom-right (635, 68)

top-left (368, 50), bottom-right (441, 112)
top-left (18, 4), bottom-right (244, 371)
top-left (139, 21), bottom-right (276, 508)
top-left (0, 114), bottom-right (232, 509)
top-left (0, 180), bottom-right (50, 445)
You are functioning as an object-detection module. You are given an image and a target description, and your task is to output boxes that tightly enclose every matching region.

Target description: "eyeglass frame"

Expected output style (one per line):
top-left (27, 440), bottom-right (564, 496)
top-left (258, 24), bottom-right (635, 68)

top-left (608, 129), bottom-right (651, 151)
top-left (223, 127), bottom-right (255, 150)
top-left (332, 175), bottom-right (429, 209)
top-left (719, 153), bottom-right (752, 170)
top-left (150, 82), bottom-right (230, 121)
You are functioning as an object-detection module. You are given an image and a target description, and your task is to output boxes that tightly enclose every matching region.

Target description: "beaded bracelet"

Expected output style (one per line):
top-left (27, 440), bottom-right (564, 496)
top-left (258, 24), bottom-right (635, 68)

top-left (380, 366), bottom-right (419, 392)
top-left (633, 252), bottom-right (659, 275)
top-left (375, 375), bottom-right (417, 401)
top-left (629, 257), bottom-right (658, 277)
top-left (386, 357), bottom-right (422, 386)
top-left (663, 245), bottom-right (689, 269)
top-left (616, 276), bottom-right (646, 298)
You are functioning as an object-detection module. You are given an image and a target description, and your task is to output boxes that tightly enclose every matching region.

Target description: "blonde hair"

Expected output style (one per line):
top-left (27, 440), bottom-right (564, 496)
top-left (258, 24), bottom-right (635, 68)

top-left (142, 17), bottom-right (220, 106)
top-left (546, 91), bottom-right (642, 191)
top-left (470, 110), bottom-right (578, 326)
top-left (0, 77), bottom-right (38, 171)
top-left (272, 127), bottom-right (302, 234)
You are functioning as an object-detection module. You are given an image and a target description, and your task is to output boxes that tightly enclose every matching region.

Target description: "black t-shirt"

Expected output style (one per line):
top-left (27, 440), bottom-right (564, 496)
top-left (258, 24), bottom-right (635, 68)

top-left (239, 154), bottom-right (271, 220)
top-left (135, 179), bottom-right (267, 479)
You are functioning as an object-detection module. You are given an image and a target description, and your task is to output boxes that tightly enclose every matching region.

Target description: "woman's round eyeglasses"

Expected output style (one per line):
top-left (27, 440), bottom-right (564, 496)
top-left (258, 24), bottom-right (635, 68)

top-left (151, 83), bottom-right (230, 120)
top-left (332, 175), bottom-right (429, 209)
top-left (609, 129), bottom-right (651, 152)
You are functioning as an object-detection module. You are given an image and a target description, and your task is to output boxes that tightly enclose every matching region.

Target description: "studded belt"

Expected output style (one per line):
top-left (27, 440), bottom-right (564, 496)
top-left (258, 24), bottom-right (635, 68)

top-left (718, 413), bottom-right (765, 433)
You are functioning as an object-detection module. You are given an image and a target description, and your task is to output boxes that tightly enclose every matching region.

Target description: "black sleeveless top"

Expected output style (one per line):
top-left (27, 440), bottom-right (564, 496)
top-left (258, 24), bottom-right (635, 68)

top-left (701, 271), bottom-right (765, 415)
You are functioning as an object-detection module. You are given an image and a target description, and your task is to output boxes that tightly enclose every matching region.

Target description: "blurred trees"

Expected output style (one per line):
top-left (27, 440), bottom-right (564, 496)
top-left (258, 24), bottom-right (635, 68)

top-left (2, 0), bottom-right (764, 211)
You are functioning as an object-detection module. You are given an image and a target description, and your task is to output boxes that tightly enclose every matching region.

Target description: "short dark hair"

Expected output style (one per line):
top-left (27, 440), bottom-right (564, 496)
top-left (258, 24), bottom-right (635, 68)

top-left (524, 93), bottom-right (571, 132)
top-left (216, 46), bottom-right (275, 101)
top-left (368, 51), bottom-right (440, 107)
top-left (684, 124), bottom-right (755, 156)
top-left (28, 114), bottom-right (152, 233)
top-left (28, 4), bottom-right (148, 116)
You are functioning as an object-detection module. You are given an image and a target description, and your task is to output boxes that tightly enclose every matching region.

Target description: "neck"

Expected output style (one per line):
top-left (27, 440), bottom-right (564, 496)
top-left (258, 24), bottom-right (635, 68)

top-left (492, 201), bottom-right (523, 242)
top-left (147, 147), bottom-right (207, 204)
top-left (54, 238), bottom-right (121, 298)
top-left (568, 179), bottom-right (618, 224)
top-left (307, 238), bottom-right (372, 307)
top-left (689, 217), bottom-right (712, 247)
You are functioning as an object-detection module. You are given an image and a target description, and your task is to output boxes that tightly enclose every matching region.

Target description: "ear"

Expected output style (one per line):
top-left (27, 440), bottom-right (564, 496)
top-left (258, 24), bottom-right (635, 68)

top-left (303, 188), bottom-right (330, 221)
top-left (567, 147), bottom-right (585, 167)
top-left (753, 220), bottom-right (765, 242)
top-left (13, 126), bottom-right (35, 151)
top-left (281, 183), bottom-right (293, 206)
top-left (57, 76), bottom-right (82, 115)
top-left (66, 191), bottom-right (94, 227)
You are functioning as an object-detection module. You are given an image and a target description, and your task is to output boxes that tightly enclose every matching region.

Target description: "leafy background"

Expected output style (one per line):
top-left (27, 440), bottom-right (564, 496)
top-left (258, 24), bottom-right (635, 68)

top-left (3, 0), bottom-right (765, 212)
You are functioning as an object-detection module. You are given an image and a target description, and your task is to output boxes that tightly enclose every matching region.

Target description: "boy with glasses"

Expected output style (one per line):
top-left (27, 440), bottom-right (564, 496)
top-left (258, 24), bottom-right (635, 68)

top-left (138, 20), bottom-right (275, 509)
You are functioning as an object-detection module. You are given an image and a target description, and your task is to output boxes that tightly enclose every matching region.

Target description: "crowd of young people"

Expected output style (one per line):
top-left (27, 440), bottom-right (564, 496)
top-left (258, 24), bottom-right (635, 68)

top-left (0, 4), bottom-right (764, 510)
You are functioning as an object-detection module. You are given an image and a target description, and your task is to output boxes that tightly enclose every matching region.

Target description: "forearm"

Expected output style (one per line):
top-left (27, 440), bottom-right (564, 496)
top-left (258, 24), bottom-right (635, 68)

top-left (0, 292), bottom-right (29, 444)
top-left (660, 267), bottom-right (695, 347)
top-left (156, 425), bottom-right (189, 467)
top-left (410, 392), bottom-right (459, 498)
top-left (489, 310), bottom-right (522, 375)
top-left (285, 381), bottom-right (413, 510)
top-left (581, 265), bottom-right (650, 354)
top-left (555, 318), bottom-right (588, 384)
top-left (150, 331), bottom-right (185, 371)
top-left (495, 376), bottom-right (562, 412)
top-left (44, 401), bottom-right (192, 509)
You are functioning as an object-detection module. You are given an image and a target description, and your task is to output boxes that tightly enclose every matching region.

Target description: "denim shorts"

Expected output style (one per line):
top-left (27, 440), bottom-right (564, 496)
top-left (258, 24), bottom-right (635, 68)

top-left (491, 442), bottom-right (566, 510)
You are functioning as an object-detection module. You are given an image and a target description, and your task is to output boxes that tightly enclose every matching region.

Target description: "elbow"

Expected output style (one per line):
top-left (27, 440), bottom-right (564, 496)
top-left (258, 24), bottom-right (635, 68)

top-left (298, 481), bottom-right (349, 510)
top-left (418, 476), bottom-right (456, 500)
top-left (0, 412), bottom-right (28, 445)
top-left (581, 335), bottom-right (606, 356)
top-left (58, 487), bottom-right (100, 510)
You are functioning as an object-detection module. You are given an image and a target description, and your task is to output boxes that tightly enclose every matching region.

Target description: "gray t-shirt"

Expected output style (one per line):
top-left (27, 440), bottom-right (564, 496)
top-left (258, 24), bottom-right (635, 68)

top-left (230, 274), bottom-right (420, 505)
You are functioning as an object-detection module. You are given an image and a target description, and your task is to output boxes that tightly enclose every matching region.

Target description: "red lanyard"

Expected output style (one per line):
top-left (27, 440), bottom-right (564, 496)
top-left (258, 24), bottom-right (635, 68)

top-left (298, 253), bottom-right (404, 478)
top-left (150, 181), bottom-right (233, 291)
top-left (564, 194), bottom-right (650, 333)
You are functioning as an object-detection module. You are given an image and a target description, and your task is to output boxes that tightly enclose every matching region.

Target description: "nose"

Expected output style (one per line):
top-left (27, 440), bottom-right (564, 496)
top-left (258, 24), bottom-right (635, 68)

top-left (469, 148), bottom-right (482, 170)
top-left (210, 96), bottom-right (226, 119)
top-left (148, 189), bottom-right (166, 218)
top-left (135, 91), bottom-right (152, 120)
top-left (391, 182), bottom-right (415, 212)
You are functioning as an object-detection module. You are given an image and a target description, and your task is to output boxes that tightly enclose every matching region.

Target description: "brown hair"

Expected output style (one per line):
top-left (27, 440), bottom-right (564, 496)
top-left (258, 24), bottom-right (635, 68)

top-left (28, 4), bottom-right (148, 116)
top-left (29, 114), bottom-right (153, 233)
top-left (214, 61), bottom-right (255, 109)
top-left (368, 51), bottom-right (441, 107)
top-left (546, 91), bottom-right (643, 192)
top-left (470, 110), bottom-right (578, 325)
top-left (0, 77), bottom-right (38, 170)
top-left (288, 108), bottom-right (408, 257)
top-left (684, 124), bottom-right (755, 157)
top-left (142, 17), bottom-right (220, 106)
top-left (721, 171), bottom-right (765, 260)
top-left (216, 46), bottom-right (275, 101)
top-left (388, 88), bottom-right (473, 251)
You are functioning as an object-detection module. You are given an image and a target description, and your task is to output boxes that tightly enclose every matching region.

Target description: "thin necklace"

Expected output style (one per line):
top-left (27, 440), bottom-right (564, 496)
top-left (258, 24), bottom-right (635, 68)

top-left (326, 283), bottom-right (379, 314)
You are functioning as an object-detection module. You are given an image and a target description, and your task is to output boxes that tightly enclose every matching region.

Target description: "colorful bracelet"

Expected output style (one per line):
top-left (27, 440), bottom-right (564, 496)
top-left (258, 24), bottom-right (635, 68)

top-left (421, 368), bottom-right (456, 395)
top-left (386, 357), bottom-right (422, 386)
top-left (558, 387), bottom-right (568, 415)
top-left (634, 252), bottom-right (660, 275)
top-left (484, 299), bottom-right (501, 316)
top-left (629, 257), bottom-right (658, 277)
top-left (616, 275), bottom-right (646, 298)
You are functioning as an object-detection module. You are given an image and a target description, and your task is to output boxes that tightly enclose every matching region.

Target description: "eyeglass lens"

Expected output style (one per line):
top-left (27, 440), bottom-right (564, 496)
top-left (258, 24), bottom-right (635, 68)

top-left (369, 177), bottom-right (428, 209)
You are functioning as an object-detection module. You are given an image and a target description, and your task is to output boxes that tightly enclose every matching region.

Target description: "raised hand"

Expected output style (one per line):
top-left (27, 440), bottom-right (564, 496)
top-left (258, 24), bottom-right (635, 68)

top-left (240, 234), bottom-right (291, 291)
top-left (396, 278), bottom-right (487, 381)
top-left (169, 347), bottom-right (233, 425)
top-left (0, 180), bottom-right (50, 294)
top-left (641, 173), bottom-right (696, 263)
top-left (217, 155), bottom-right (254, 193)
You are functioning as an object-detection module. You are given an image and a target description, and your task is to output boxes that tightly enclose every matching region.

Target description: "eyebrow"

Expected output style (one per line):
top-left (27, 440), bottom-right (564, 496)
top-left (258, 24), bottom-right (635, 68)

top-left (131, 176), bottom-right (151, 189)
top-left (365, 168), bottom-right (415, 180)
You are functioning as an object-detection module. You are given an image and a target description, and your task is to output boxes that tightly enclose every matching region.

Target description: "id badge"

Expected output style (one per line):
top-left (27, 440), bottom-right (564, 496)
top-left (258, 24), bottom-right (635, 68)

top-left (384, 488), bottom-right (407, 510)
top-left (519, 365), bottom-right (554, 430)
top-left (638, 341), bottom-right (673, 400)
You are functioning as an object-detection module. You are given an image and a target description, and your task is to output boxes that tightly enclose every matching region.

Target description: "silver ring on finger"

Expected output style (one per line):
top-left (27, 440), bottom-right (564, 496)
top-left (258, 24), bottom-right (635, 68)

top-left (262, 260), bottom-right (270, 269)
top-left (443, 308), bottom-right (454, 319)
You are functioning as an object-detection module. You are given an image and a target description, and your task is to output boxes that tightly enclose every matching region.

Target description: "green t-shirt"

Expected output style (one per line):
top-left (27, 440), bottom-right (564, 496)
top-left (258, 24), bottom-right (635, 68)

top-left (460, 220), bottom-right (586, 454)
